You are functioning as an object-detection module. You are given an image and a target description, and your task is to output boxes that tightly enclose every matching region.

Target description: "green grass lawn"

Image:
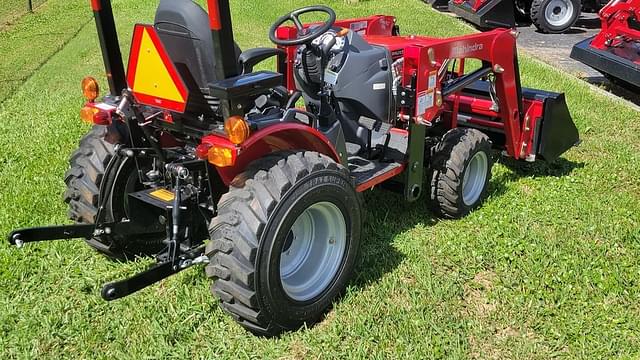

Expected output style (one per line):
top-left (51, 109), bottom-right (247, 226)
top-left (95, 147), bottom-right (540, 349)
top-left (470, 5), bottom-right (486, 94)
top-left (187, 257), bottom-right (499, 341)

top-left (0, 0), bottom-right (47, 28)
top-left (1, 0), bottom-right (639, 358)
top-left (0, 0), bottom-right (90, 104)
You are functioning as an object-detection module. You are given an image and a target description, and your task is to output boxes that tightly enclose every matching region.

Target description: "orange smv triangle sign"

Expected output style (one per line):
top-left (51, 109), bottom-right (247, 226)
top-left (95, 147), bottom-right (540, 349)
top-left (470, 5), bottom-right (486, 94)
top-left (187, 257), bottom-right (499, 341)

top-left (127, 24), bottom-right (189, 113)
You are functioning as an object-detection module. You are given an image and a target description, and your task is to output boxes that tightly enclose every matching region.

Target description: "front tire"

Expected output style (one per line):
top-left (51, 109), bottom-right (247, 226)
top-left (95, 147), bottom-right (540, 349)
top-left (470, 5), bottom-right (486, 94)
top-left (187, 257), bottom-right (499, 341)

top-left (206, 151), bottom-right (362, 336)
top-left (428, 128), bottom-right (493, 219)
top-left (531, 0), bottom-right (581, 34)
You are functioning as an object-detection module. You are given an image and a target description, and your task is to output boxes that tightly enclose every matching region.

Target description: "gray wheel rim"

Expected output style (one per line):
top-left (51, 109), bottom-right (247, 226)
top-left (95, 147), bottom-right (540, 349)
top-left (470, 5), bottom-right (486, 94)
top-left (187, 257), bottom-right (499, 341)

top-left (280, 201), bottom-right (347, 301)
top-left (545, 0), bottom-right (574, 27)
top-left (462, 151), bottom-right (488, 206)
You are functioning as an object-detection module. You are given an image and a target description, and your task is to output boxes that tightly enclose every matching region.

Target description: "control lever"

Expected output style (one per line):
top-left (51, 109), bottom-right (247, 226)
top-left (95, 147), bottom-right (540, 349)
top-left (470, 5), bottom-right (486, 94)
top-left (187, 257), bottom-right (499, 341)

top-left (166, 164), bottom-right (189, 270)
top-left (321, 35), bottom-right (337, 56)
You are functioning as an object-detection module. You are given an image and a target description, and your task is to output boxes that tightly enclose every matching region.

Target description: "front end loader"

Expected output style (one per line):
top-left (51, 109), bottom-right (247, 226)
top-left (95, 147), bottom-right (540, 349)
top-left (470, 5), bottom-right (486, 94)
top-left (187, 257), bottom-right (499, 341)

top-left (8, 0), bottom-right (579, 336)
top-left (571, 0), bottom-right (640, 89)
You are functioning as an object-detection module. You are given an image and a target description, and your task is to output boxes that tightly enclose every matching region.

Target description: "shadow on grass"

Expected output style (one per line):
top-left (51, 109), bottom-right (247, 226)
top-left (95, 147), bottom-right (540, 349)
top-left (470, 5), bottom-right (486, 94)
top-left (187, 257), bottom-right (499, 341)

top-left (499, 156), bottom-right (584, 177)
top-left (489, 156), bottom-right (584, 199)
top-left (578, 74), bottom-right (640, 107)
top-left (349, 190), bottom-right (426, 290)
top-left (347, 156), bottom-right (583, 293)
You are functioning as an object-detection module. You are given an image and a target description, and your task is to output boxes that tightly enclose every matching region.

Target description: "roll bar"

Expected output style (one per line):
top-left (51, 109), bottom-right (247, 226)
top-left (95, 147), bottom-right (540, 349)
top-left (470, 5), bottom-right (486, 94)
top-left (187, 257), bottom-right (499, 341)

top-left (90, 0), bottom-right (239, 96)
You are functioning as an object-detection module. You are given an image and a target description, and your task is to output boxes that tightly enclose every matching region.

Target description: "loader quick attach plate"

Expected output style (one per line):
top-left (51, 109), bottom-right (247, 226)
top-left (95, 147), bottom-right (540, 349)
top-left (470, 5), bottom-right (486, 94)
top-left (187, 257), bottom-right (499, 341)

top-left (571, 37), bottom-right (640, 89)
top-left (449, 0), bottom-right (516, 29)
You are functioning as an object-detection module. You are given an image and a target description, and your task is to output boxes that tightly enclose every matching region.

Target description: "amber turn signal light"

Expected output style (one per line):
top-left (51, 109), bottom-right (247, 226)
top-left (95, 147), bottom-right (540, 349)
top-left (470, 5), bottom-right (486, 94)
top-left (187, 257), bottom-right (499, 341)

top-left (81, 76), bottom-right (100, 102)
top-left (80, 105), bottom-right (110, 125)
top-left (224, 116), bottom-right (250, 145)
top-left (208, 145), bottom-right (236, 167)
top-left (80, 106), bottom-right (99, 123)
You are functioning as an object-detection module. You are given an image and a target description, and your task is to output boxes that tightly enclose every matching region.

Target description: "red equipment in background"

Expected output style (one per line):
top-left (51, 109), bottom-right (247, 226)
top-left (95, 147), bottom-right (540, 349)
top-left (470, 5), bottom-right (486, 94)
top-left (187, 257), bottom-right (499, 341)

top-left (571, 0), bottom-right (640, 89)
top-left (449, 0), bottom-right (609, 34)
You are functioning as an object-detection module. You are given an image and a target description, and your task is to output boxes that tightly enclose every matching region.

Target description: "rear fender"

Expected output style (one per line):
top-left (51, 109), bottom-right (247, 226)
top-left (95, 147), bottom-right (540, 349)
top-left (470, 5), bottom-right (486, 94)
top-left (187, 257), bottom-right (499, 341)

top-left (214, 123), bottom-right (341, 185)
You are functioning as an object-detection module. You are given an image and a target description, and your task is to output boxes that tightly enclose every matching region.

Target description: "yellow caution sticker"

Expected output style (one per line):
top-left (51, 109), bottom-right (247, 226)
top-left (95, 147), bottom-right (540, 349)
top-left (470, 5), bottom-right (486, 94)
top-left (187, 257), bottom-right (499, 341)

top-left (150, 188), bottom-right (175, 202)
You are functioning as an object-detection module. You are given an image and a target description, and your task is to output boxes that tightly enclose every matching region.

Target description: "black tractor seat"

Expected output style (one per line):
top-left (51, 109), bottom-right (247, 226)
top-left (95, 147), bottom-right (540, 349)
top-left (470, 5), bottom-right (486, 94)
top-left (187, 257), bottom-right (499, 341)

top-left (154, 0), bottom-right (283, 123)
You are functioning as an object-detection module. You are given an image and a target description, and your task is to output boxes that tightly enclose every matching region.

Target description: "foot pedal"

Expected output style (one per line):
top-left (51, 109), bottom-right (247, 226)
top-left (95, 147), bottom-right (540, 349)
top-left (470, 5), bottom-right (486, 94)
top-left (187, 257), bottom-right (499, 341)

top-left (358, 116), bottom-right (393, 135)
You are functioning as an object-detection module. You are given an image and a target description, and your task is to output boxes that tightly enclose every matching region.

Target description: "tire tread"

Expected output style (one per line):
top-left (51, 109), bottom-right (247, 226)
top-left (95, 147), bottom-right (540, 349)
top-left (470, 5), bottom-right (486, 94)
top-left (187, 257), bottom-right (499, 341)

top-left (205, 151), bottom-right (351, 336)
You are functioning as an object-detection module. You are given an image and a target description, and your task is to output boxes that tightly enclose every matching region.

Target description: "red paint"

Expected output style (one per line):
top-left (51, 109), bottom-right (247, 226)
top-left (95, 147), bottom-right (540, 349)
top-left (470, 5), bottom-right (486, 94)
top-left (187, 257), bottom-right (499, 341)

top-left (204, 123), bottom-right (340, 185)
top-left (451, 0), bottom-right (490, 11)
top-left (588, 1), bottom-right (640, 65)
top-left (90, 0), bottom-right (101, 11)
top-left (126, 24), bottom-right (189, 113)
top-left (368, 28), bottom-right (524, 158)
top-left (158, 131), bottom-right (183, 148)
top-left (207, 0), bottom-right (222, 30)
top-left (163, 110), bottom-right (174, 123)
top-left (356, 165), bottom-right (406, 192)
top-left (195, 143), bottom-right (213, 159)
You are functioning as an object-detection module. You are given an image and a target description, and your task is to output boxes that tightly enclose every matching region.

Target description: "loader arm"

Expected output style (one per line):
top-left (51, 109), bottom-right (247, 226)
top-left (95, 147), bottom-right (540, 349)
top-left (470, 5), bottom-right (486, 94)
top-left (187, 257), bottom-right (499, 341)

top-left (403, 29), bottom-right (526, 158)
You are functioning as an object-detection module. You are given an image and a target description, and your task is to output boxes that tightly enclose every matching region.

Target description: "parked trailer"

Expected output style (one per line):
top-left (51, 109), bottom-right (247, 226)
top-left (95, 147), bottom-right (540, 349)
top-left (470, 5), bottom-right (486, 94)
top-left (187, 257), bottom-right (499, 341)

top-left (571, 0), bottom-right (640, 89)
top-left (450, 0), bottom-right (609, 33)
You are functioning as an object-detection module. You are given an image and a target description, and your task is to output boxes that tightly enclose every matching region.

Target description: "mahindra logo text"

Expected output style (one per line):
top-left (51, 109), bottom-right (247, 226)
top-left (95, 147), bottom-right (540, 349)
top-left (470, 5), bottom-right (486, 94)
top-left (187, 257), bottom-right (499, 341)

top-left (451, 43), bottom-right (483, 57)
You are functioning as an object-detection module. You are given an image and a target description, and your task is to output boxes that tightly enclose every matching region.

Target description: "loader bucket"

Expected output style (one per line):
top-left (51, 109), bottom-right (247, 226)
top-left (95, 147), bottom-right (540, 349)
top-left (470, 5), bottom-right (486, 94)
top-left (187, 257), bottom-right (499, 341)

top-left (530, 90), bottom-right (580, 162)
top-left (463, 80), bottom-right (579, 162)
top-left (571, 37), bottom-right (640, 89)
top-left (449, 0), bottom-right (515, 29)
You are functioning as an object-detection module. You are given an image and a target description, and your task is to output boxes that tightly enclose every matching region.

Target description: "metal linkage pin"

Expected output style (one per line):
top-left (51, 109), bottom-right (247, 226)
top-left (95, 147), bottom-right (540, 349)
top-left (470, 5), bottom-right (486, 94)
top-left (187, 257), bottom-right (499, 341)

top-left (13, 234), bottom-right (24, 248)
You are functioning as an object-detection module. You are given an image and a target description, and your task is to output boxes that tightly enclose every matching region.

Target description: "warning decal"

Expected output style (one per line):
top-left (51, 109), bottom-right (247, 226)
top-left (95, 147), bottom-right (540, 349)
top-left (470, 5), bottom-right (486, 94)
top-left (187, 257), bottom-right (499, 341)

top-left (417, 90), bottom-right (434, 116)
top-left (150, 188), bottom-right (175, 202)
top-left (127, 24), bottom-right (189, 113)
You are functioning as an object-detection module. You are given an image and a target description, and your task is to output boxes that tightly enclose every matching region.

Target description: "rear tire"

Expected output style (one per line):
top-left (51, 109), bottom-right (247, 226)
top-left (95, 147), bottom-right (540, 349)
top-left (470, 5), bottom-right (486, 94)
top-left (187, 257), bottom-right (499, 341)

top-left (428, 128), bottom-right (493, 219)
top-left (531, 0), bottom-right (581, 33)
top-left (63, 125), bottom-right (164, 260)
top-left (206, 151), bottom-right (362, 336)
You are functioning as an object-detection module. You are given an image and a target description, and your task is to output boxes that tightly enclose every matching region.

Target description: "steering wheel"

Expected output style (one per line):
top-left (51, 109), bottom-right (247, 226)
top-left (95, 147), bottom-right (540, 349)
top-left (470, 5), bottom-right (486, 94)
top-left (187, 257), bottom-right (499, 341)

top-left (269, 6), bottom-right (337, 46)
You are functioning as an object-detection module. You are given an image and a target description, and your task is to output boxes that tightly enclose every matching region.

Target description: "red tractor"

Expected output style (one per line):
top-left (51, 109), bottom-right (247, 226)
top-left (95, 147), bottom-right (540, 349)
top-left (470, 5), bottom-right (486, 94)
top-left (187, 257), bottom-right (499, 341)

top-left (8, 0), bottom-right (579, 336)
top-left (571, 0), bottom-right (640, 89)
top-left (449, 0), bottom-right (609, 33)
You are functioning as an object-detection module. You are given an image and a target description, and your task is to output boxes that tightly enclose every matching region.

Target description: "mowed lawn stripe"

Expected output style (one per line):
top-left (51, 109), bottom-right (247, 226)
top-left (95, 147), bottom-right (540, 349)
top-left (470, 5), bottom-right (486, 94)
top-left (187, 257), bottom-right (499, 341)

top-left (0, 0), bottom-right (92, 104)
